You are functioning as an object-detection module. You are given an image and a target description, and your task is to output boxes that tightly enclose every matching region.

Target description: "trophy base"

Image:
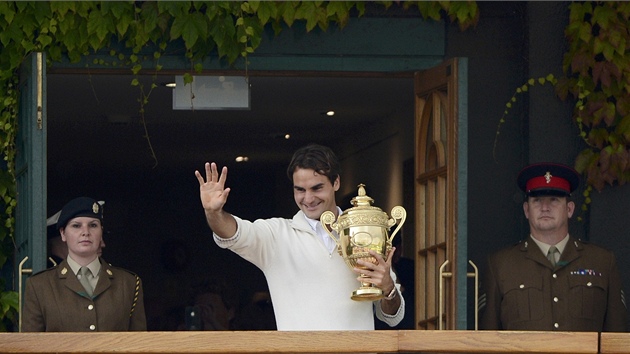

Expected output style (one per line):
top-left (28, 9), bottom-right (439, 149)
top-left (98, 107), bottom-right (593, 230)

top-left (351, 287), bottom-right (384, 301)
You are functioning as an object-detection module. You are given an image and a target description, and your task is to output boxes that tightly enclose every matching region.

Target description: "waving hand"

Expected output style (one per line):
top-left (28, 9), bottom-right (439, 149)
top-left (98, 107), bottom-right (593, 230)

top-left (195, 162), bottom-right (236, 238)
top-left (196, 162), bottom-right (230, 212)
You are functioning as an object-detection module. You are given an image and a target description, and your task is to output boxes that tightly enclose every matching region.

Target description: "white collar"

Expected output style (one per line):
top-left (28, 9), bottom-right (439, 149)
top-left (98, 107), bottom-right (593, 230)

top-left (304, 207), bottom-right (343, 231)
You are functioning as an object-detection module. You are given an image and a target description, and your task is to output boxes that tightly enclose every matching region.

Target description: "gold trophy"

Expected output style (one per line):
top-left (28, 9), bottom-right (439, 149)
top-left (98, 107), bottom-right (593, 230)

top-left (321, 184), bottom-right (406, 301)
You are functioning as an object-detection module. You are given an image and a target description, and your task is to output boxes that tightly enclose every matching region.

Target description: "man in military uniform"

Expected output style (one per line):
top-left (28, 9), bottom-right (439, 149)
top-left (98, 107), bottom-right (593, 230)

top-left (22, 197), bottom-right (146, 332)
top-left (480, 162), bottom-right (627, 331)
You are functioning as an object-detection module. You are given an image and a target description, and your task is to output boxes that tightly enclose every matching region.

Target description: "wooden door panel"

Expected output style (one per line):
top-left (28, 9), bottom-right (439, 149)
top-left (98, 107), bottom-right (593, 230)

top-left (414, 58), bottom-right (460, 330)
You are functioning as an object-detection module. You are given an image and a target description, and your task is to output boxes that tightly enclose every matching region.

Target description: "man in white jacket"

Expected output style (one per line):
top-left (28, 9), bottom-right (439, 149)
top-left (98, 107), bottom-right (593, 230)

top-left (195, 143), bottom-right (404, 330)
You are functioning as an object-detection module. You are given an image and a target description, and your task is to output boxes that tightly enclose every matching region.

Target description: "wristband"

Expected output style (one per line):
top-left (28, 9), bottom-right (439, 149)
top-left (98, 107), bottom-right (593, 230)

top-left (384, 287), bottom-right (397, 300)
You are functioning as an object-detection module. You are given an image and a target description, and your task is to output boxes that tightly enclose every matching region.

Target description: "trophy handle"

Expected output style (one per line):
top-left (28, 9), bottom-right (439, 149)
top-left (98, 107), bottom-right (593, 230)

top-left (387, 206), bottom-right (407, 243)
top-left (320, 210), bottom-right (341, 247)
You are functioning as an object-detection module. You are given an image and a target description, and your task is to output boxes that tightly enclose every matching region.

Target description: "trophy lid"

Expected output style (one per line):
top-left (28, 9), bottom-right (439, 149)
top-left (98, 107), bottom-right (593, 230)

top-left (350, 184), bottom-right (374, 208)
top-left (337, 183), bottom-right (390, 229)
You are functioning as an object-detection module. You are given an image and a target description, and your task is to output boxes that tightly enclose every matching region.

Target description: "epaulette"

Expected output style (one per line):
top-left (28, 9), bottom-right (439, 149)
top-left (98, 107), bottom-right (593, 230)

top-left (30, 266), bottom-right (58, 277)
top-left (108, 265), bottom-right (140, 278)
top-left (100, 257), bottom-right (139, 277)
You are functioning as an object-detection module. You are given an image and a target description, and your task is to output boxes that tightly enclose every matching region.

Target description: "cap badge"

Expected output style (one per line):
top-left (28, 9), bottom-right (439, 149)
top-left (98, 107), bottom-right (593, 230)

top-left (92, 202), bottom-right (99, 214)
top-left (544, 171), bottom-right (552, 184)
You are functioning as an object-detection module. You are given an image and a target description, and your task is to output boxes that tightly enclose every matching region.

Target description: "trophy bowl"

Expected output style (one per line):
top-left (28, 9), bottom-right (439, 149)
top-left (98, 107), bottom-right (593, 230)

top-left (321, 184), bottom-right (406, 301)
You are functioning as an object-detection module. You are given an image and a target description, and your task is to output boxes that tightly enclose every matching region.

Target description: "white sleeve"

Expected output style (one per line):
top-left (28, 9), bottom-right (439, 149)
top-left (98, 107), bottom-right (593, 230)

top-left (374, 270), bottom-right (405, 327)
top-left (212, 222), bottom-right (240, 248)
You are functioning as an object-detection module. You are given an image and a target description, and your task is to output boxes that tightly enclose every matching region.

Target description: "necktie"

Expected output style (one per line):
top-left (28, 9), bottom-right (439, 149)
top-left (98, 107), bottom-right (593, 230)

top-left (547, 246), bottom-right (559, 267)
top-left (79, 267), bottom-right (94, 296)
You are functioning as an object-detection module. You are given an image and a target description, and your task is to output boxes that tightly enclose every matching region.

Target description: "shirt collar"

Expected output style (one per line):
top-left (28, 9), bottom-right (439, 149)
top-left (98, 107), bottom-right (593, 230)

top-left (530, 234), bottom-right (570, 255)
top-left (66, 255), bottom-right (102, 276)
top-left (304, 207), bottom-right (343, 231)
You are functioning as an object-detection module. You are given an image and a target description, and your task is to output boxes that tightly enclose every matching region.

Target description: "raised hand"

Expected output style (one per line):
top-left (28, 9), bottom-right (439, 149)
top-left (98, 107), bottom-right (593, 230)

top-left (195, 162), bottom-right (231, 213)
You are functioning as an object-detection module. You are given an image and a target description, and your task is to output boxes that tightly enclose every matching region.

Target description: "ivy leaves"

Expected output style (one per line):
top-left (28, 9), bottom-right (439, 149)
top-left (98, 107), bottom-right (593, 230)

top-left (561, 2), bottom-right (630, 191)
top-left (495, 3), bottom-right (630, 193)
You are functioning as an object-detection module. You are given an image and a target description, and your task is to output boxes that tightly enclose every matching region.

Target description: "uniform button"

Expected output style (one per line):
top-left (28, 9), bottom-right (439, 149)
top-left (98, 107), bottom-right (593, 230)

top-left (587, 282), bottom-right (592, 287)
top-left (88, 304), bottom-right (94, 310)
top-left (519, 284), bottom-right (525, 289)
top-left (89, 325), bottom-right (96, 331)
top-left (554, 323), bottom-right (559, 329)
top-left (553, 274), bottom-right (557, 278)
top-left (553, 297), bottom-right (559, 302)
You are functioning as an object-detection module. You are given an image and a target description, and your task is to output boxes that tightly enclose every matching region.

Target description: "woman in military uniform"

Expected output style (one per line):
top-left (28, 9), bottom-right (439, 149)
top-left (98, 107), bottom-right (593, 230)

top-left (22, 197), bottom-right (146, 331)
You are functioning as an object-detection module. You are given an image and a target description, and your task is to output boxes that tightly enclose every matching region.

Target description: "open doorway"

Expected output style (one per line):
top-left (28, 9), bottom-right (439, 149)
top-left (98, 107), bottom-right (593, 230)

top-left (45, 72), bottom-right (415, 330)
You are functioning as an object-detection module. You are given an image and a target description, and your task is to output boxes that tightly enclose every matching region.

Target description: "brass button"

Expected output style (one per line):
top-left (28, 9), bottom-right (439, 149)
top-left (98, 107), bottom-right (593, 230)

top-left (554, 323), bottom-right (559, 329)
top-left (89, 324), bottom-right (96, 331)
top-left (553, 297), bottom-right (559, 302)
top-left (519, 284), bottom-right (525, 289)
top-left (88, 304), bottom-right (94, 310)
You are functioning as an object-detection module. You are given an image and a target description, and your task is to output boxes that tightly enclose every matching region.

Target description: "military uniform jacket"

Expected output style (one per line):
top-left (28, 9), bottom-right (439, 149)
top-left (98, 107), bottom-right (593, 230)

top-left (481, 236), bottom-right (627, 332)
top-left (22, 258), bottom-right (147, 332)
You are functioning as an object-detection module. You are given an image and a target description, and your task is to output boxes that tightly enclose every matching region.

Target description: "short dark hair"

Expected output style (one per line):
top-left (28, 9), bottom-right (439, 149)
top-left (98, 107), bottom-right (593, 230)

top-left (286, 144), bottom-right (341, 185)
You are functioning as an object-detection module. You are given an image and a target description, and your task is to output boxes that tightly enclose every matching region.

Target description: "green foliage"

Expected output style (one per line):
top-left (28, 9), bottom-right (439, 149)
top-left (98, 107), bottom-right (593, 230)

top-left (496, 2), bottom-right (630, 199)
top-left (494, 2), bottom-right (630, 223)
top-left (0, 1), bottom-right (478, 331)
top-left (0, 279), bottom-right (18, 331)
top-left (413, 0), bottom-right (479, 30)
top-left (559, 2), bottom-right (630, 192)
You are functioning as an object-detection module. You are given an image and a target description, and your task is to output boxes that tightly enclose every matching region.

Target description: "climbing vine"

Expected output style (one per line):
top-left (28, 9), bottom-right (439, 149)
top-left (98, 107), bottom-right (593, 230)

top-left (0, 0), bottom-right (479, 331)
top-left (494, 2), bottom-right (630, 222)
top-left (493, 73), bottom-right (559, 161)
top-left (557, 1), bottom-right (630, 192)
top-left (497, 2), bottom-right (630, 193)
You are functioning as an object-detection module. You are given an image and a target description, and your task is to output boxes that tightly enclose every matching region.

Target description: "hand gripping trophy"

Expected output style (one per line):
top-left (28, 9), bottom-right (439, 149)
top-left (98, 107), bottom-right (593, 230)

top-left (321, 184), bottom-right (406, 301)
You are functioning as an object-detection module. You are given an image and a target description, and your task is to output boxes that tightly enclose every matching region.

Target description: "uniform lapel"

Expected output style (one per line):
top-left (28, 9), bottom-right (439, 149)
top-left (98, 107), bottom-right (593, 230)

top-left (522, 236), bottom-right (555, 269)
top-left (92, 258), bottom-right (113, 297)
top-left (557, 237), bottom-right (582, 269)
top-left (57, 259), bottom-right (90, 297)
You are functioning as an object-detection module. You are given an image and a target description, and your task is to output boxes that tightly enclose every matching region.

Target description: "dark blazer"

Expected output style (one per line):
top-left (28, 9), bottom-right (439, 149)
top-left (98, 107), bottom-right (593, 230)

top-left (480, 236), bottom-right (627, 332)
top-left (22, 258), bottom-right (146, 332)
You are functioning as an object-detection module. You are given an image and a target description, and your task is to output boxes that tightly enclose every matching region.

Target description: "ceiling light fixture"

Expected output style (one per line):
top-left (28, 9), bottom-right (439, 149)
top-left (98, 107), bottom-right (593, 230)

top-left (284, 134), bottom-right (291, 140)
top-left (320, 110), bottom-right (335, 116)
top-left (235, 156), bottom-right (249, 162)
